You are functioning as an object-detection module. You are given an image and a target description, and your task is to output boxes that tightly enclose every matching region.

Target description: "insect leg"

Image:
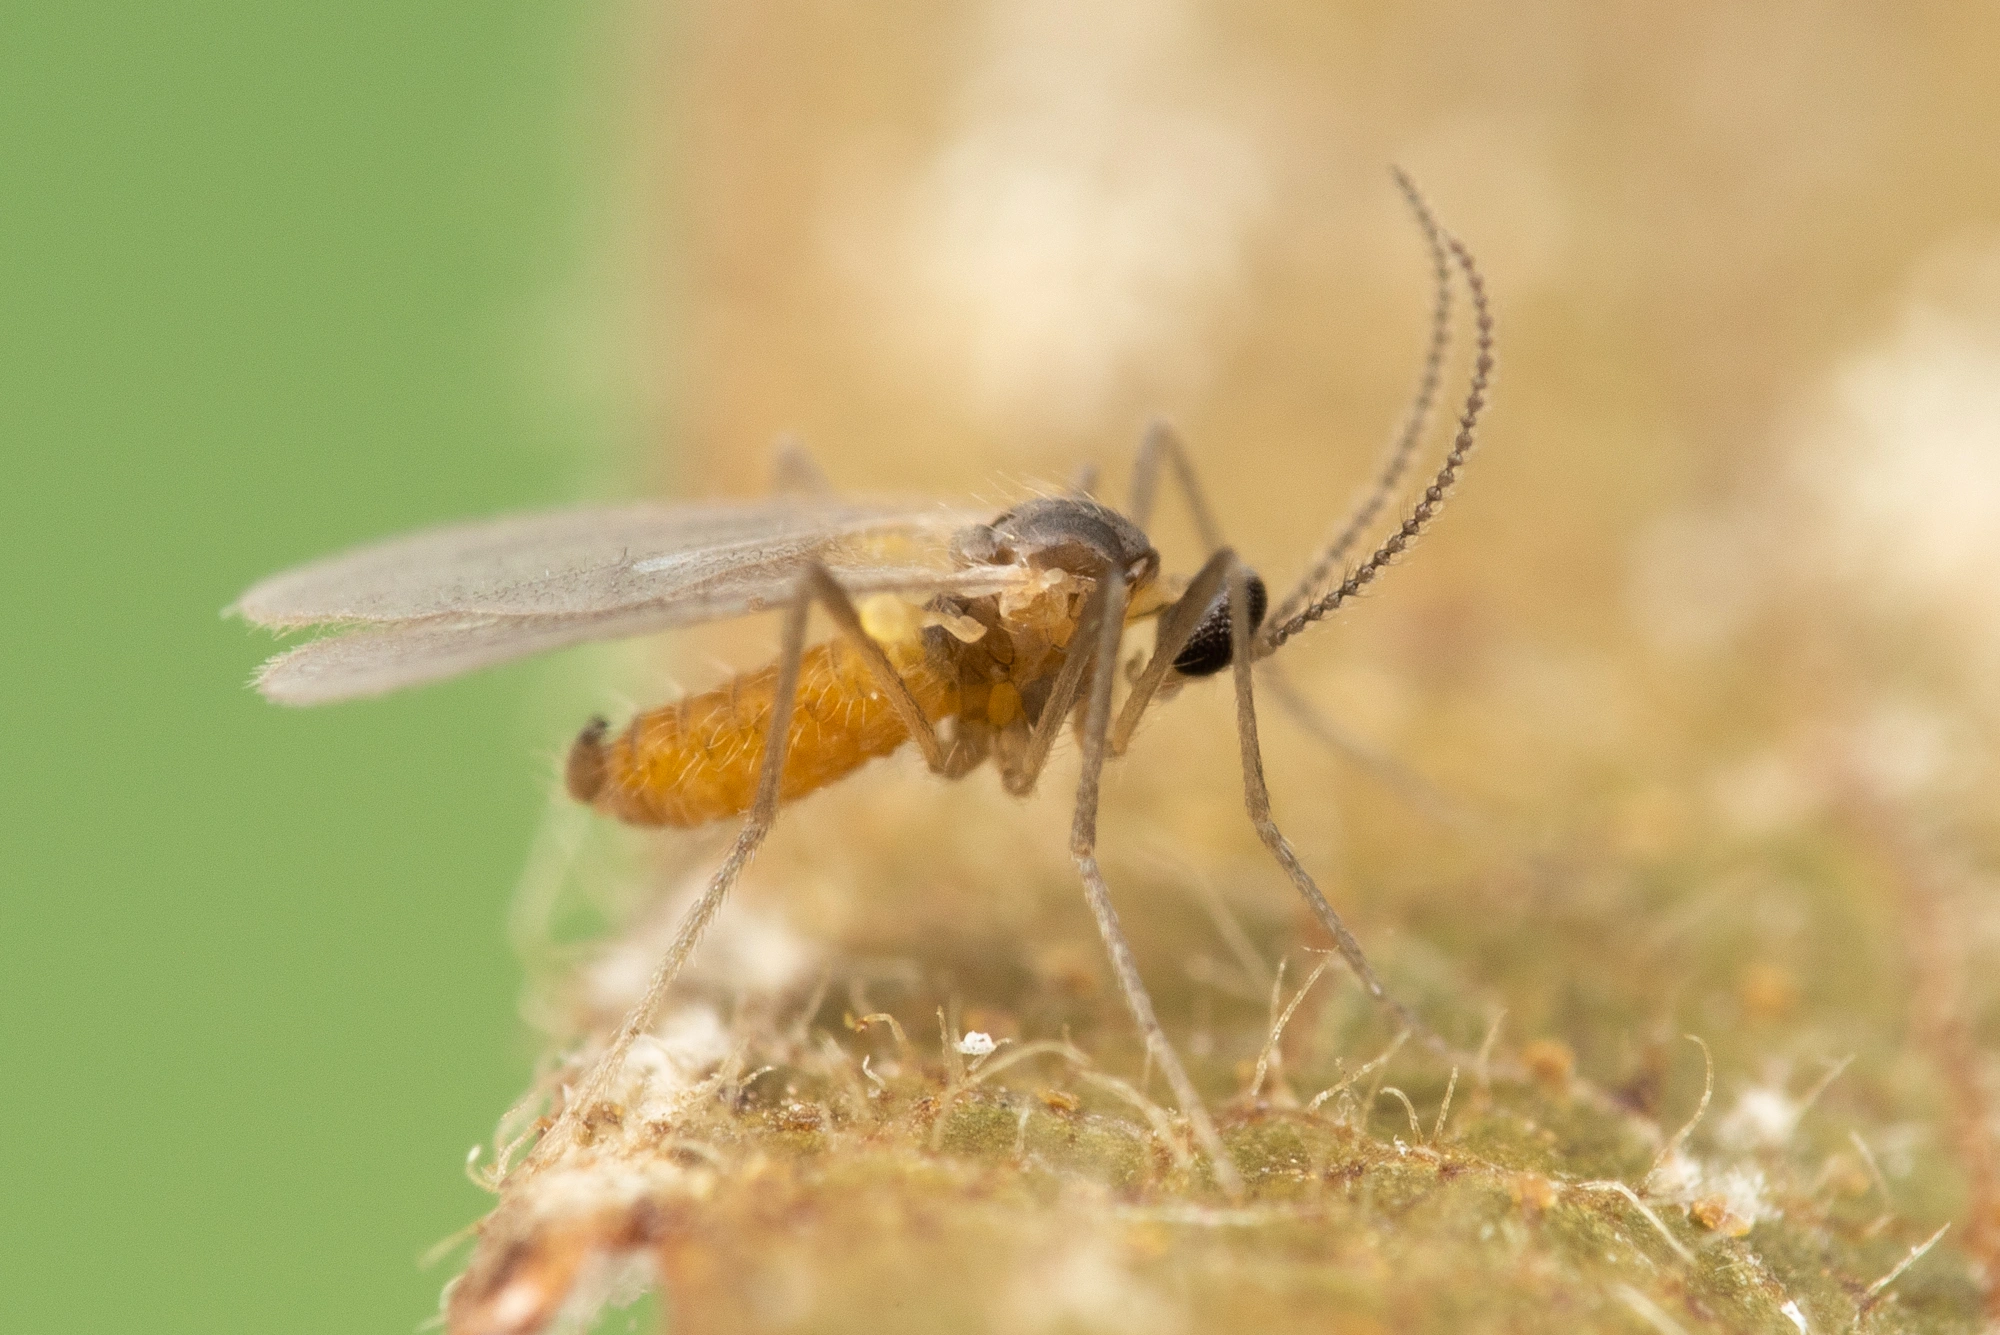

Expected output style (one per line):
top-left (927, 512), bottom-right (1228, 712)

top-left (1108, 546), bottom-right (1234, 757)
top-left (998, 578), bottom-right (1111, 795)
top-left (1069, 560), bottom-right (1246, 1198)
top-left (1113, 426), bottom-right (1246, 752)
top-left (1127, 418), bottom-right (1224, 548)
top-left (528, 571), bottom-right (818, 1169)
top-left (768, 433), bottom-right (836, 495)
top-left (797, 564), bottom-right (956, 774)
top-left (1067, 460), bottom-right (1101, 498)
top-left (1223, 557), bottom-right (1446, 1055)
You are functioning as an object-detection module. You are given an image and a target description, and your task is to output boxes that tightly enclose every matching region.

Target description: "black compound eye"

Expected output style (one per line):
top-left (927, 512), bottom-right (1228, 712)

top-left (1171, 572), bottom-right (1268, 677)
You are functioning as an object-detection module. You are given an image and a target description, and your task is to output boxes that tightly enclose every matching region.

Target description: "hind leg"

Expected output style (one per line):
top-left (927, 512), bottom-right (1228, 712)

top-left (528, 566), bottom-right (824, 1169)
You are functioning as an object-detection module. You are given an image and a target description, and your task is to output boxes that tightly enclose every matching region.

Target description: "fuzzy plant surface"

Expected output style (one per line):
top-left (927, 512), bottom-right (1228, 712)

top-left (430, 645), bottom-right (1994, 1335)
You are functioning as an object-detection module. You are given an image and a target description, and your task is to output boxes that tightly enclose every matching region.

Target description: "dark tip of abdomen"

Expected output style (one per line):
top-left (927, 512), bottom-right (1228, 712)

top-left (565, 716), bottom-right (611, 804)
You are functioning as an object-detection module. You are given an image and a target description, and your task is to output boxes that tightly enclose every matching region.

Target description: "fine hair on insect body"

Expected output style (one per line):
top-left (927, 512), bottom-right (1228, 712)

top-left (231, 169), bottom-right (1494, 1198)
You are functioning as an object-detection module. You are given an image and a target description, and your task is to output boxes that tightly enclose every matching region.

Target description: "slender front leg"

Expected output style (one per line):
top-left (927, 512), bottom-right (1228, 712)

top-left (1225, 559), bottom-right (1448, 1056)
top-left (526, 570), bottom-right (818, 1171)
top-left (1069, 561), bottom-right (1245, 1198)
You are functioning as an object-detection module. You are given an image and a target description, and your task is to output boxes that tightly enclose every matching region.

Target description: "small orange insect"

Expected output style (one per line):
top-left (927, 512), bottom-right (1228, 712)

top-left (233, 172), bottom-right (1492, 1194)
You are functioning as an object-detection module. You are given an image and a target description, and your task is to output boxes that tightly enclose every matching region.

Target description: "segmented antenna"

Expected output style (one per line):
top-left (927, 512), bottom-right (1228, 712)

top-left (1258, 225), bottom-right (1493, 654)
top-left (1267, 168), bottom-right (1454, 631)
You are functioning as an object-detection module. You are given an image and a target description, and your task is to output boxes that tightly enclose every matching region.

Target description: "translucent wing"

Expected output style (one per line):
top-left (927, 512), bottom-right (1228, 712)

top-left (231, 497), bottom-right (1001, 705)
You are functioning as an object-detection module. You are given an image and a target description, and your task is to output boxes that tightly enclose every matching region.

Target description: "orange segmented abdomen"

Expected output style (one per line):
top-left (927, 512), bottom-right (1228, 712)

top-left (565, 639), bottom-right (959, 828)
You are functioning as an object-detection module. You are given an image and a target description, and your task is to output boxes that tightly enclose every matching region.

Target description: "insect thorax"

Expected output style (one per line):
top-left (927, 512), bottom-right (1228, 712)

top-left (915, 497), bottom-right (1162, 759)
top-left (921, 568), bottom-right (1087, 733)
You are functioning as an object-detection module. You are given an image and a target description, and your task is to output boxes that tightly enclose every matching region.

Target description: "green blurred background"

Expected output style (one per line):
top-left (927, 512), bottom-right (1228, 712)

top-left (6, 5), bottom-right (628, 1330)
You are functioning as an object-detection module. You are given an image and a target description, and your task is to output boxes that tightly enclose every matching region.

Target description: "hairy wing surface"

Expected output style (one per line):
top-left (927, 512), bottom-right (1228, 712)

top-left (232, 498), bottom-right (979, 625)
top-left (232, 497), bottom-right (1004, 705)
